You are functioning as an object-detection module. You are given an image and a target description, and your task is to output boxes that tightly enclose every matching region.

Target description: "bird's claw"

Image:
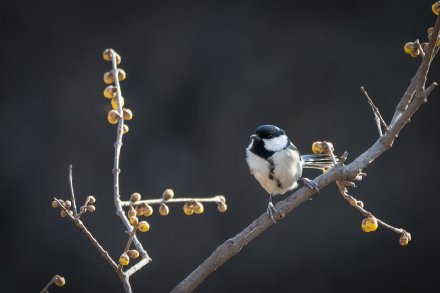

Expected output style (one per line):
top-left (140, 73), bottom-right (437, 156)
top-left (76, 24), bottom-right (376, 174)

top-left (301, 177), bottom-right (319, 192)
top-left (267, 202), bottom-right (277, 223)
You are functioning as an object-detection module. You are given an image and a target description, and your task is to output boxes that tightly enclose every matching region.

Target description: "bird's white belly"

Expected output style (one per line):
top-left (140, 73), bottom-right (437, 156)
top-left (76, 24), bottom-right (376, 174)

top-left (246, 148), bottom-right (302, 195)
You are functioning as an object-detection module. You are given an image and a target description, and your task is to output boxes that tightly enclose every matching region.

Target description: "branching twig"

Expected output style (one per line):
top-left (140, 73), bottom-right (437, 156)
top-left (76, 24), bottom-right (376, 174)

top-left (120, 195), bottom-right (225, 207)
top-left (172, 14), bottom-right (439, 293)
top-left (360, 86), bottom-right (388, 136)
top-left (108, 49), bottom-right (151, 277)
top-left (54, 197), bottom-right (119, 272)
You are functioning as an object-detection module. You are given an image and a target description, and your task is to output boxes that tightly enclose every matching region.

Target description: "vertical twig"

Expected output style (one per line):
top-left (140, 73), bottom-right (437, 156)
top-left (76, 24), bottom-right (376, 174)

top-left (68, 165), bottom-right (79, 217)
top-left (360, 86), bottom-right (388, 136)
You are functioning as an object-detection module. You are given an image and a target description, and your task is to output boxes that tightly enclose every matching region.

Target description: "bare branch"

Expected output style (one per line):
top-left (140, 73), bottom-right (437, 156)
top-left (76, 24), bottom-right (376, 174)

top-left (172, 15), bottom-right (440, 293)
top-left (108, 49), bottom-right (152, 272)
top-left (360, 86), bottom-right (388, 136)
top-left (54, 198), bottom-right (119, 272)
top-left (120, 195), bottom-right (225, 207)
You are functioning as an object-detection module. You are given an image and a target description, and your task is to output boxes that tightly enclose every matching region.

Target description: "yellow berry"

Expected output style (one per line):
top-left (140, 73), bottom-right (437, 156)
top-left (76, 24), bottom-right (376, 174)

top-left (117, 69), bottom-right (126, 81)
top-left (183, 202), bottom-right (194, 215)
top-left (399, 235), bottom-right (410, 246)
top-left (162, 188), bottom-right (174, 200)
top-left (129, 216), bottom-right (139, 226)
top-left (136, 205), bottom-right (143, 216)
top-left (63, 200), bottom-right (72, 209)
top-left (103, 71), bottom-right (114, 84)
top-left (103, 49), bottom-right (112, 61)
top-left (361, 216), bottom-right (378, 232)
top-left (432, 1), bottom-right (440, 15)
top-left (86, 205), bottom-right (96, 212)
top-left (111, 96), bottom-right (125, 110)
top-left (87, 195), bottom-right (96, 204)
top-left (193, 202), bottom-right (204, 214)
top-left (143, 204), bottom-right (153, 217)
top-left (217, 202), bottom-right (228, 213)
top-left (159, 203), bottom-right (170, 216)
top-left (119, 253), bottom-right (130, 266)
top-left (138, 221), bottom-right (150, 232)
top-left (60, 210), bottom-right (68, 217)
top-left (127, 249), bottom-right (140, 259)
top-left (54, 275), bottom-right (66, 287)
top-left (130, 192), bottom-right (141, 202)
top-left (123, 108), bottom-right (133, 121)
top-left (404, 42), bottom-right (414, 54)
top-left (128, 206), bottom-right (136, 218)
top-left (51, 200), bottom-right (60, 208)
top-left (107, 110), bottom-right (119, 124)
top-left (410, 48), bottom-right (421, 58)
top-left (103, 49), bottom-right (121, 64)
top-left (103, 85), bottom-right (117, 99)
top-left (311, 141), bottom-right (323, 154)
top-left (122, 124), bottom-right (129, 134)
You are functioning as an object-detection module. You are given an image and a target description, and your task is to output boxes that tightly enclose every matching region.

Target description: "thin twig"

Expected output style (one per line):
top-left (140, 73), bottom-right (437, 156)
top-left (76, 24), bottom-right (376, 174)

top-left (425, 81), bottom-right (438, 97)
top-left (68, 165), bottom-right (78, 217)
top-left (335, 182), bottom-right (408, 235)
top-left (108, 49), bottom-right (149, 293)
top-left (54, 198), bottom-right (119, 272)
top-left (360, 86), bottom-right (388, 136)
top-left (121, 195), bottom-right (225, 207)
top-left (414, 39), bottom-right (425, 58)
top-left (40, 276), bottom-right (56, 293)
top-left (118, 227), bottom-right (138, 271)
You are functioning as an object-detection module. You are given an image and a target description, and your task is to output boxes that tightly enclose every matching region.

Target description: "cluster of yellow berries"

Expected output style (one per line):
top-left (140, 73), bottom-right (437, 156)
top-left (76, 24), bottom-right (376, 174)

top-left (51, 195), bottom-right (96, 217)
top-left (102, 49), bottom-right (133, 134)
top-left (119, 249), bottom-right (140, 266)
top-left (311, 141), bottom-right (334, 155)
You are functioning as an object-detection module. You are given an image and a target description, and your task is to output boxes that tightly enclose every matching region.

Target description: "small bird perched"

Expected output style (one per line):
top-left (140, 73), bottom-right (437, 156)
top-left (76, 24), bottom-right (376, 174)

top-left (246, 124), bottom-right (336, 221)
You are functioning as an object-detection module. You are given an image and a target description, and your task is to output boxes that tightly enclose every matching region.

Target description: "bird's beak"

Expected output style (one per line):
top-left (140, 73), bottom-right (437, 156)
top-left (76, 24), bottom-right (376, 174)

top-left (250, 134), bottom-right (260, 141)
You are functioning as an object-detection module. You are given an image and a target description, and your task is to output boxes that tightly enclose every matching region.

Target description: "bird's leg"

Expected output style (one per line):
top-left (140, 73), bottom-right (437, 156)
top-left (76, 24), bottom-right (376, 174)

top-left (267, 194), bottom-right (277, 223)
top-left (300, 177), bottom-right (319, 192)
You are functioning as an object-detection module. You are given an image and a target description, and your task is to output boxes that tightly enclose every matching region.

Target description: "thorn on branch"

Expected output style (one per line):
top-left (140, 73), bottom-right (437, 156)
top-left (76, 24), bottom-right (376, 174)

top-left (425, 81), bottom-right (438, 97)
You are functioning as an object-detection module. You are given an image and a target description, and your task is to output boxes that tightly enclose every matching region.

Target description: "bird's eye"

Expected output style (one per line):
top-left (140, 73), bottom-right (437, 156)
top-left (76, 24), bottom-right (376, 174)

top-left (267, 134), bottom-right (273, 138)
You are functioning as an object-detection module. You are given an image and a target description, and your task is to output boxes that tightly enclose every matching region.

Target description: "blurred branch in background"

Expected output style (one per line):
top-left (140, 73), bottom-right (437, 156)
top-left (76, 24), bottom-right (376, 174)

top-left (49, 49), bottom-right (227, 292)
top-left (172, 6), bottom-right (440, 293)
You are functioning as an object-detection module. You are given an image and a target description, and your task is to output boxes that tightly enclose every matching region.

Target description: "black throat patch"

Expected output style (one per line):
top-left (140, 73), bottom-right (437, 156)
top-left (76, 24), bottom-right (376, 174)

top-left (249, 138), bottom-right (294, 159)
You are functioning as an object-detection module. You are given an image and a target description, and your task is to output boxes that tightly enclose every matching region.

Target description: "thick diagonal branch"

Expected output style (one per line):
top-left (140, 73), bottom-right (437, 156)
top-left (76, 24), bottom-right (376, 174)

top-left (172, 15), bottom-right (439, 293)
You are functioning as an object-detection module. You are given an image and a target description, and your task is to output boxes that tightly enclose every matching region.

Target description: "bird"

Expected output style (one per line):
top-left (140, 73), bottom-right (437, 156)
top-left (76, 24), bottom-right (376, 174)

top-left (246, 124), bottom-right (336, 221)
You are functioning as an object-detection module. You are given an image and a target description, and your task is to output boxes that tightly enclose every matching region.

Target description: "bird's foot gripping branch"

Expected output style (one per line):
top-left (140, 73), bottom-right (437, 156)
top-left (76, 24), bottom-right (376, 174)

top-left (172, 3), bottom-right (440, 292)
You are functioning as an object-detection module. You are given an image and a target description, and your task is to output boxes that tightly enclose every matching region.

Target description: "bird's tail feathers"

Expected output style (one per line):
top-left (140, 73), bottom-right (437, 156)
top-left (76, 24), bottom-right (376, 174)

top-left (301, 154), bottom-right (338, 170)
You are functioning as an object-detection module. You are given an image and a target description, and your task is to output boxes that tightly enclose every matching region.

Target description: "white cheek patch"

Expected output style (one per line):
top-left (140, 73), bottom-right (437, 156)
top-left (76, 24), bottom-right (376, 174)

top-left (263, 135), bottom-right (288, 152)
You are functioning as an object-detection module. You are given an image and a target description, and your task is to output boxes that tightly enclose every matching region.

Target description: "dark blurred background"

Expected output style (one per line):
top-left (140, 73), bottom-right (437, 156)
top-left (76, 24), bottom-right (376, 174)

top-left (1, 0), bottom-right (439, 292)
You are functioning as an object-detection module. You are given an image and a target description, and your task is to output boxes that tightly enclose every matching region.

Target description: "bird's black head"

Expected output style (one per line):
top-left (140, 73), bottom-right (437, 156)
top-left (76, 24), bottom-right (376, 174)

top-left (251, 125), bottom-right (285, 141)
